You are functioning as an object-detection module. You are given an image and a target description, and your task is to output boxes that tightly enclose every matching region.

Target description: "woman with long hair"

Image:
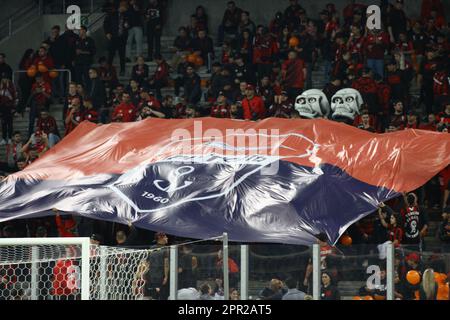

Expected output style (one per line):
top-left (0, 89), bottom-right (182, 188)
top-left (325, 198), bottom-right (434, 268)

top-left (321, 270), bottom-right (341, 300)
top-left (418, 268), bottom-right (438, 300)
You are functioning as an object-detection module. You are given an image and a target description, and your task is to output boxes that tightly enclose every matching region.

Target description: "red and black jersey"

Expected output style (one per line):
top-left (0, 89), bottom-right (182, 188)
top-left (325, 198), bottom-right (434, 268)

top-left (268, 102), bottom-right (293, 118)
top-left (253, 35), bottom-right (278, 65)
top-left (83, 109), bottom-right (98, 123)
top-left (210, 104), bottom-right (231, 118)
top-left (377, 82), bottom-right (391, 114)
top-left (37, 116), bottom-right (58, 135)
top-left (388, 226), bottom-right (403, 246)
top-left (174, 103), bottom-right (187, 118)
top-left (153, 61), bottom-right (169, 83)
top-left (433, 71), bottom-right (449, 96)
top-left (65, 110), bottom-right (83, 135)
top-left (389, 113), bottom-right (406, 129)
top-left (138, 97), bottom-right (161, 110)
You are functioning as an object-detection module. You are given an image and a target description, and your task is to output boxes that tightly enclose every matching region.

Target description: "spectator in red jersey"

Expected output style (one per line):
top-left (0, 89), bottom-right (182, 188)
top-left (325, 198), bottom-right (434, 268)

top-left (241, 84), bottom-right (265, 121)
top-left (347, 25), bottom-right (365, 63)
top-left (22, 130), bottom-right (49, 159)
top-left (210, 91), bottom-right (230, 118)
top-left (36, 110), bottom-right (60, 148)
top-left (388, 100), bottom-right (407, 128)
top-left (253, 26), bottom-right (278, 81)
top-left (29, 73), bottom-right (52, 137)
top-left (138, 90), bottom-right (161, 111)
top-left (82, 99), bottom-right (99, 123)
top-left (65, 97), bottom-right (83, 136)
top-left (53, 209), bottom-right (78, 238)
top-left (51, 246), bottom-right (79, 300)
top-left (378, 202), bottom-right (404, 247)
top-left (420, 113), bottom-right (439, 131)
top-left (282, 50), bottom-right (306, 101)
top-left (112, 92), bottom-right (136, 122)
top-left (32, 46), bottom-right (55, 83)
top-left (436, 102), bottom-right (450, 125)
top-left (352, 68), bottom-right (380, 115)
top-left (63, 82), bottom-right (82, 123)
top-left (364, 28), bottom-right (390, 78)
top-left (432, 67), bottom-right (449, 114)
top-left (148, 54), bottom-right (169, 101)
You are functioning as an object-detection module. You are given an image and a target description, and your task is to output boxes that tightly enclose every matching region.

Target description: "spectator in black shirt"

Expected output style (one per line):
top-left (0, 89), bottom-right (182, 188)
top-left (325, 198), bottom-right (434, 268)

top-left (175, 64), bottom-right (201, 105)
top-left (218, 1), bottom-right (243, 45)
top-left (131, 55), bottom-right (149, 87)
top-left (104, 4), bottom-right (130, 76)
top-left (44, 25), bottom-right (67, 100)
top-left (74, 26), bottom-right (96, 87)
top-left (238, 11), bottom-right (256, 37)
top-left (284, 0), bottom-right (303, 31)
top-left (0, 54), bottom-right (13, 81)
top-left (321, 271), bottom-right (340, 300)
top-left (145, 0), bottom-right (163, 61)
top-left (438, 207), bottom-right (449, 252)
top-left (126, 0), bottom-right (144, 61)
top-left (193, 6), bottom-right (209, 33)
top-left (388, 0), bottom-right (408, 43)
top-left (401, 193), bottom-right (429, 252)
top-left (190, 29), bottom-right (214, 72)
top-left (171, 27), bottom-right (192, 70)
top-left (86, 68), bottom-right (106, 112)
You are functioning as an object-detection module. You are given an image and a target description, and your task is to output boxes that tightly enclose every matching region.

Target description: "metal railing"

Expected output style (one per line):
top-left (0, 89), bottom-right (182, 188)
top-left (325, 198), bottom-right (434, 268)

top-left (13, 69), bottom-right (72, 87)
top-left (0, 1), bottom-right (41, 43)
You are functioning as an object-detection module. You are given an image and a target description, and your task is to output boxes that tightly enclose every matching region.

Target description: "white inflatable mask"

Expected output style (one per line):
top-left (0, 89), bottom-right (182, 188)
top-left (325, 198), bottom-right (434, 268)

top-left (331, 88), bottom-right (363, 121)
top-left (295, 89), bottom-right (330, 119)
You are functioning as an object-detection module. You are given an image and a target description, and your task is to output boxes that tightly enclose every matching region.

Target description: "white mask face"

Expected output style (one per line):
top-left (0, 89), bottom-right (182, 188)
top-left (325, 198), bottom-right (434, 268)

top-left (331, 88), bottom-right (363, 121)
top-left (295, 89), bottom-right (330, 119)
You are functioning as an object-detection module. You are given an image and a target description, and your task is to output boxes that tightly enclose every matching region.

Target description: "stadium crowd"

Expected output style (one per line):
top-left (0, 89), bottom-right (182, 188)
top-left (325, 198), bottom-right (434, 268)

top-left (0, 0), bottom-right (449, 300)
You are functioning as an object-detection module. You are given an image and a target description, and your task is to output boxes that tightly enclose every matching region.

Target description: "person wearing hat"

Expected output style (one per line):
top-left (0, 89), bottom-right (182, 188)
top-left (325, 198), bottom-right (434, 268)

top-left (142, 232), bottom-right (169, 300)
top-left (268, 90), bottom-right (292, 118)
top-left (210, 91), bottom-right (231, 118)
top-left (241, 84), bottom-right (265, 121)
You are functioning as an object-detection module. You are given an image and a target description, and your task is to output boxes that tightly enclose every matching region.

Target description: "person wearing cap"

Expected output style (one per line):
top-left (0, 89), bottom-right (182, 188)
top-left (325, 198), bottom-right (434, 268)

top-left (142, 232), bottom-right (169, 300)
top-left (267, 91), bottom-right (292, 118)
top-left (282, 50), bottom-right (306, 101)
top-left (21, 129), bottom-right (49, 161)
top-left (241, 84), bottom-right (265, 121)
top-left (210, 91), bottom-right (231, 118)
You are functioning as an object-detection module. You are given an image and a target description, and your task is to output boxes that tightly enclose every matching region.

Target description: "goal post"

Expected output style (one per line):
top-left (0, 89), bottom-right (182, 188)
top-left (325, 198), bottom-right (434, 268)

top-left (0, 237), bottom-right (91, 300)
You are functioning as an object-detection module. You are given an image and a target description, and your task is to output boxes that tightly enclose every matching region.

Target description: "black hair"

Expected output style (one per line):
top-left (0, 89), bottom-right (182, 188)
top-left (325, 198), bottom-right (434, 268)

top-left (406, 193), bottom-right (416, 206)
top-left (284, 277), bottom-right (297, 289)
top-left (52, 25), bottom-right (61, 31)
